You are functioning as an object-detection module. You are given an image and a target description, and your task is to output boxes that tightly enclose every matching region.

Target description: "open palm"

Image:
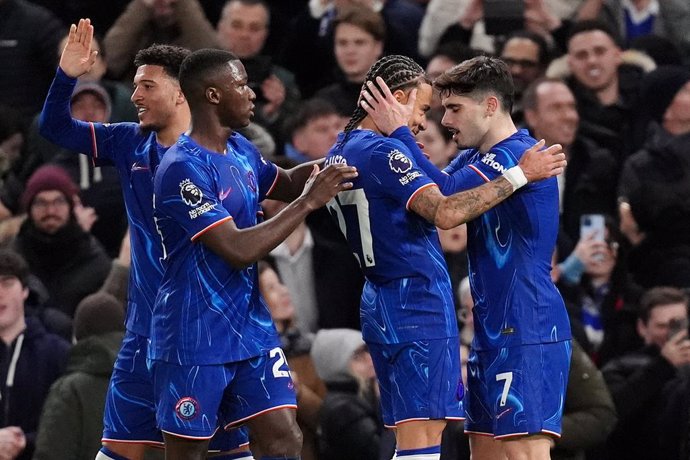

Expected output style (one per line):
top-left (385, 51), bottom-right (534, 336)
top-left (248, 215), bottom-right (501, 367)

top-left (58, 18), bottom-right (98, 78)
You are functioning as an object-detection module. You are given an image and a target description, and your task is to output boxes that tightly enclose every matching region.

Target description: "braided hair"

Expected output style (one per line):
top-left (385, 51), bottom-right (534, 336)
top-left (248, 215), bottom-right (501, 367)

top-left (341, 55), bottom-right (428, 136)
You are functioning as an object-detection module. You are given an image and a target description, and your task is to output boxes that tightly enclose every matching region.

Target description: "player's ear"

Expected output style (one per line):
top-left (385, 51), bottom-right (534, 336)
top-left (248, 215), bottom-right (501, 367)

top-left (393, 89), bottom-right (406, 103)
top-left (485, 95), bottom-right (499, 117)
top-left (175, 86), bottom-right (186, 105)
top-left (206, 87), bottom-right (221, 104)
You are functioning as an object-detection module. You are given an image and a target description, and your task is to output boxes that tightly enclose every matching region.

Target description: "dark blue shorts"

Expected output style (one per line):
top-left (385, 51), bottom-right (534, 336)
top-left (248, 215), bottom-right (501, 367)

top-left (102, 330), bottom-right (248, 450)
top-left (368, 338), bottom-right (465, 427)
top-left (151, 346), bottom-right (297, 438)
top-left (464, 340), bottom-right (571, 438)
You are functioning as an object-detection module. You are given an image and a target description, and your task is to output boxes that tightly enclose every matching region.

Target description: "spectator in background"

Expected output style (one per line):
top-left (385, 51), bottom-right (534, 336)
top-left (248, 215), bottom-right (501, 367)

top-left (0, 0), bottom-right (64, 118)
top-left (522, 77), bottom-right (618, 243)
top-left (498, 30), bottom-right (550, 126)
top-left (32, 292), bottom-right (125, 460)
top-left (23, 82), bottom-right (128, 258)
top-left (12, 165), bottom-right (111, 323)
top-left (0, 106), bottom-right (27, 222)
top-left (563, 20), bottom-right (648, 161)
top-left (618, 66), bottom-right (690, 289)
top-left (311, 328), bottom-right (389, 460)
top-left (575, 0), bottom-right (690, 62)
top-left (0, 249), bottom-right (69, 460)
top-left (283, 98), bottom-right (343, 163)
top-left (103, 0), bottom-right (219, 81)
top-left (553, 216), bottom-right (643, 366)
top-left (281, 0), bottom-right (423, 98)
top-left (602, 286), bottom-right (690, 460)
top-left (314, 6), bottom-right (385, 117)
top-left (216, 0), bottom-right (302, 150)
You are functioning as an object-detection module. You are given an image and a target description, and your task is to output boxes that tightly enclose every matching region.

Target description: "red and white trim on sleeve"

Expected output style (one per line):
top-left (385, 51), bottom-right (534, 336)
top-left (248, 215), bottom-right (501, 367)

top-left (191, 216), bottom-right (233, 241)
top-left (406, 183), bottom-right (439, 210)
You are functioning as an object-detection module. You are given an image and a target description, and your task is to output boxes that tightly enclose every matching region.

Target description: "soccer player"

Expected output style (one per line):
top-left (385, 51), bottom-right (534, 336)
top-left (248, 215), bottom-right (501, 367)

top-left (323, 54), bottom-right (565, 460)
top-left (38, 19), bottom-right (250, 460)
top-left (150, 48), bottom-right (358, 460)
top-left (362, 56), bottom-right (572, 460)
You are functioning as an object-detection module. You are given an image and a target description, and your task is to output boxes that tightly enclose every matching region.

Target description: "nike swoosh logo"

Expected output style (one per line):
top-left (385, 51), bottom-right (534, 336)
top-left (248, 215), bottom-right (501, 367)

top-left (219, 189), bottom-right (231, 200)
top-left (131, 163), bottom-right (149, 171)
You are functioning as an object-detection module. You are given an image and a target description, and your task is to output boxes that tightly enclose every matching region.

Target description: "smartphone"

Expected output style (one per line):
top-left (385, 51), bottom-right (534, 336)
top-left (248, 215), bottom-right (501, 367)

top-left (580, 214), bottom-right (606, 241)
top-left (483, 0), bottom-right (525, 36)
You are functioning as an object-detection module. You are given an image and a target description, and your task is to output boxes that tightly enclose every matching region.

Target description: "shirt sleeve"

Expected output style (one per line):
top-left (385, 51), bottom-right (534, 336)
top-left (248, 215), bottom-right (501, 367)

top-left (368, 139), bottom-right (437, 210)
top-left (156, 159), bottom-right (232, 241)
top-left (38, 67), bottom-right (130, 166)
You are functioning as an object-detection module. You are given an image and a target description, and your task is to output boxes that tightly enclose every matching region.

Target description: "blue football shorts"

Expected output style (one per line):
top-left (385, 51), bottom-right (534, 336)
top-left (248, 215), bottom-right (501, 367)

top-left (102, 330), bottom-right (248, 450)
top-left (368, 338), bottom-right (465, 428)
top-left (151, 346), bottom-right (297, 439)
top-left (464, 340), bottom-right (572, 439)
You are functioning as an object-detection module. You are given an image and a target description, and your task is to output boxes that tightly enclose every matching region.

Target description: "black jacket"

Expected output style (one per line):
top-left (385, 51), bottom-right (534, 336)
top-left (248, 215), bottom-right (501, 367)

top-left (0, 316), bottom-right (69, 460)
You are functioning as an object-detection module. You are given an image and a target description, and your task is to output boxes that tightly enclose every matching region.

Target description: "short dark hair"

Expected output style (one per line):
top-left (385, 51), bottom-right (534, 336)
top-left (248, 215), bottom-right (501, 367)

top-left (334, 5), bottom-right (386, 43)
top-left (498, 30), bottom-right (551, 68)
top-left (284, 98), bottom-right (339, 137)
top-left (434, 55), bottom-right (515, 113)
top-left (179, 48), bottom-right (240, 109)
top-left (342, 54), bottom-right (429, 134)
top-left (639, 286), bottom-right (689, 323)
top-left (134, 44), bottom-right (191, 80)
top-left (567, 19), bottom-right (622, 49)
top-left (0, 250), bottom-right (30, 286)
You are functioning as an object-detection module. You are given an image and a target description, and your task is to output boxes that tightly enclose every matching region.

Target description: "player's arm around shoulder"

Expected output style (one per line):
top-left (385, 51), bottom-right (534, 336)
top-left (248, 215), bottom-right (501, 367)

top-left (409, 141), bottom-right (565, 229)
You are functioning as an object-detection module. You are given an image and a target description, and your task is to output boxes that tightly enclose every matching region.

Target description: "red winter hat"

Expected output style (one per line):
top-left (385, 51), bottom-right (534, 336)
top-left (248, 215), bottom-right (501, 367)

top-left (21, 165), bottom-right (78, 211)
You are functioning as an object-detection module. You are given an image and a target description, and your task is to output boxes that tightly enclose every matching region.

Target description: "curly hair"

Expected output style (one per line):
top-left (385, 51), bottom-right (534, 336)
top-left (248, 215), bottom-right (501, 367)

top-left (133, 44), bottom-right (191, 80)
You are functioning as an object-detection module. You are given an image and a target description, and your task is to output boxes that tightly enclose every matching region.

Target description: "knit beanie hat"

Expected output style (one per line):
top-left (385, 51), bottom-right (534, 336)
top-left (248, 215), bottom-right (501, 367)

top-left (311, 328), bottom-right (366, 384)
top-left (71, 81), bottom-right (112, 121)
top-left (639, 66), bottom-right (690, 125)
top-left (73, 292), bottom-right (125, 341)
top-left (21, 165), bottom-right (78, 211)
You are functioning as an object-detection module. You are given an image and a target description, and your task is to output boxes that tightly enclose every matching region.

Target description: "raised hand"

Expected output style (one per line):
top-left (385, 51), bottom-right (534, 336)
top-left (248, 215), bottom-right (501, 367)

top-left (517, 140), bottom-right (566, 182)
top-left (300, 164), bottom-right (358, 210)
top-left (59, 18), bottom-right (98, 79)
top-left (359, 76), bottom-right (417, 136)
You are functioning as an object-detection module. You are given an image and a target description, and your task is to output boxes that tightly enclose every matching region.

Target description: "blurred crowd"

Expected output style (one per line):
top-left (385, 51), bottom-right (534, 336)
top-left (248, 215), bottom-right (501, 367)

top-left (1, 0), bottom-right (690, 459)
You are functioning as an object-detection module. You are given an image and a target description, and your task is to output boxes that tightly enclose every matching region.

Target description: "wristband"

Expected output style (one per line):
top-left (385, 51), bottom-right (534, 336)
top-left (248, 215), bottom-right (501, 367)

top-left (503, 166), bottom-right (528, 191)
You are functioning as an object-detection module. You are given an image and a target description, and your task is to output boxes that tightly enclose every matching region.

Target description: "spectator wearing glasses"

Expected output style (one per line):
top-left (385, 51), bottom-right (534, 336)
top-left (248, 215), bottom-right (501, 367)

top-left (498, 30), bottom-right (551, 126)
top-left (11, 165), bottom-right (110, 324)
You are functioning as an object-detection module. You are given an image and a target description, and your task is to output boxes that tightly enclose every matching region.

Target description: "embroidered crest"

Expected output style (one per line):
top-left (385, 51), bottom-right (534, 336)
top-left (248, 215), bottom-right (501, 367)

top-left (175, 397), bottom-right (199, 420)
top-left (179, 179), bottom-right (203, 206)
top-left (388, 149), bottom-right (412, 174)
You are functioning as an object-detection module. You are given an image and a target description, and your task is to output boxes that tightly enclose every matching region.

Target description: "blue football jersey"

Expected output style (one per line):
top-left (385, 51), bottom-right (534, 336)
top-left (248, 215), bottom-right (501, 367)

top-left (39, 68), bottom-right (169, 337)
top-left (442, 130), bottom-right (571, 350)
top-left (324, 130), bottom-right (458, 345)
top-left (151, 133), bottom-right (280, 365)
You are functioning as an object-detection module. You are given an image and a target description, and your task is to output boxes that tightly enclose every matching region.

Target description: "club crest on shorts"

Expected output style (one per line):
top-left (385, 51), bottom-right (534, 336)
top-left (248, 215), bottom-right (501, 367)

top-left (175, 397), bottom-right (199, 420)
top-left (180, 179), bottom-right (203, 207)
top-left (388, 149), bottom-right (412, 174)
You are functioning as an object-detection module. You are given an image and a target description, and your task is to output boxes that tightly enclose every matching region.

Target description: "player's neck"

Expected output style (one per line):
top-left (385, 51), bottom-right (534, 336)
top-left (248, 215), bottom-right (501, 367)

top-left (478, 115), bottom-right (517, 153)
top-left (188, 115), bottom-right (233, 154)
top-left (359, 117), bottom-right (383, 135)
top-left (156, 112), bottom-right (191, 147)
